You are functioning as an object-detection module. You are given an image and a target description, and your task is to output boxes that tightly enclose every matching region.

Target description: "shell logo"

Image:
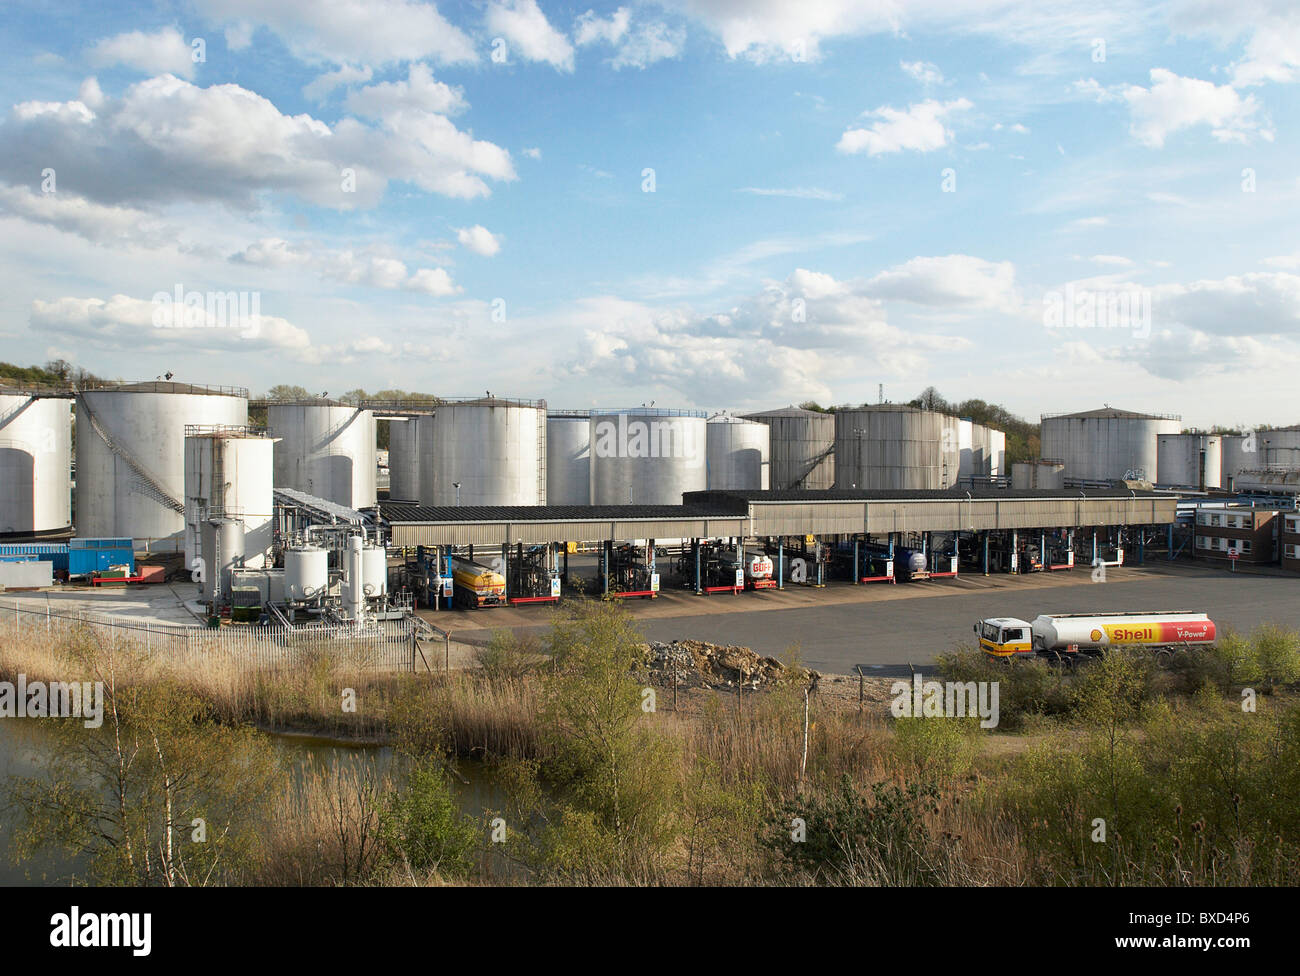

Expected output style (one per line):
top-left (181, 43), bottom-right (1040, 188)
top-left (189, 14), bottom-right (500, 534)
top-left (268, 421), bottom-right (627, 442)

top-left (1090, 628), bottom-right (1103, 641)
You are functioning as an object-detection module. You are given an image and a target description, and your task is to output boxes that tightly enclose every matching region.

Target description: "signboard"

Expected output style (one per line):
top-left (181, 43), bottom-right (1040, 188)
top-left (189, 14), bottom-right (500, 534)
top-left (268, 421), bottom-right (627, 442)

top-left (650, 573), bottom-right (660, 593)
top-left (804, 534), bottom-right (815, 544)
top-left (950, 556), bottom-right (958, 574)
top-left (1227, 548), bottom-right (1239, 561)
top-left (1067, 550), bottom-right (1075, 567)
top-left (1010, 552), bottom-right (1018, 571)
top-left (441, 578), bottom-right (453, 598)
top-left (550, 577), bottom-right (561, 598)
top-left (735, 569), bottom-right (745, 588)
top-left (885, 559), bottom-right (894, 578)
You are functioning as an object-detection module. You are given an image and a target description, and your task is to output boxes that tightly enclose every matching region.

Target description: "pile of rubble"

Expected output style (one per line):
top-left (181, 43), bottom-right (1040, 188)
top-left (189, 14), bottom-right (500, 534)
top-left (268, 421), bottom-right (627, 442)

top-left (640, 639), bottom-right (819, 690)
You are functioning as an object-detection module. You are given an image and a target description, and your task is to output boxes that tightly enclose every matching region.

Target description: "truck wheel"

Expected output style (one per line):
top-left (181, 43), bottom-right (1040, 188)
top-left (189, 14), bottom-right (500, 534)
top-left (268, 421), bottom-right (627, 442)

top-left (1155, 649), bottom-right (1174, 668)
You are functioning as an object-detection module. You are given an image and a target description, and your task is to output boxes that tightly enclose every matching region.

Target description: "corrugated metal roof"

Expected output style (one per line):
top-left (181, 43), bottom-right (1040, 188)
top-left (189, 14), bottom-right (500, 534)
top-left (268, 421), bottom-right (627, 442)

top-left (684, 487), bottom-right (1168, 503)
top-left (381, 501), bottom-right (744, 523)
top-left (1043, 407), bottom-right (1180, 421)
top-left (740, 405), bottom-right (830, 419)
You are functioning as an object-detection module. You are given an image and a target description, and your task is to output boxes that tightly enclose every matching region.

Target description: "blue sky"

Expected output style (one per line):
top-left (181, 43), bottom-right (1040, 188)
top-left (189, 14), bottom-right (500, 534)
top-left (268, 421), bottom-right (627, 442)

top-left (1, 0), bottom-right (1298, 428)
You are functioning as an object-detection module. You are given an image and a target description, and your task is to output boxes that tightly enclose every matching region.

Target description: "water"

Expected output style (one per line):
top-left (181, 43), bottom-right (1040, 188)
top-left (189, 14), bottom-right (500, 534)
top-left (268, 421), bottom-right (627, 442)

top-left (0, 720), bottom-right (510, 886)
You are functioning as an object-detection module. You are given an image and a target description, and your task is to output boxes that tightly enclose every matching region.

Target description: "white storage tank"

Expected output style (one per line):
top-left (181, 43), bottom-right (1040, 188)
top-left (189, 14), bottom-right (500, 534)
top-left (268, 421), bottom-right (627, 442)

top-left (706, 414), bottom-right (770, 490)
top-left (547, 413), bottom-right (591, 505)
top-left (833, 405), bottom-right (955, 490)
top-left (1157, 433), bottom-right (1222, 489)
top-left (1040, 408), bottom-right (1180, 483)
top-left (385, 414), bottom-right (426, 502)
top-left (1221, 434), bottom-right (1251, 486)
top-left (421, 398), bottom-right (545, 506)
top-left (1011, 460), bottom-right (1066, 490)
top-left (284, 545), bottom-right (328, 602)
top-left (362, 543), bottom-right (387, 597)
top-left (0, 393), bottom-right (72, 537)
top-left (184, 426), bottom-right (275, 572)
top-left (989, 429), bottom-right (1006, 477)
top-left (267, 401), bottom-right (377, 509)
top-left (741, 406), bottom-right (834, 490)
top-left (589, 410), bottom-right (707, 505)
top-left (199, 516), bottom-right (245, 604)
top-left (76, 382), bottom-right (248, 549)
top-left (1259, 428), bottom-right (1300, 469)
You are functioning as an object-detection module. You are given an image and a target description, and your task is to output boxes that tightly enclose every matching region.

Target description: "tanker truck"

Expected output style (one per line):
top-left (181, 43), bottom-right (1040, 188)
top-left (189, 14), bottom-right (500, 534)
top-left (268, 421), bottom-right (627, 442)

top-left (976, 610), bottom-right (1216, 660)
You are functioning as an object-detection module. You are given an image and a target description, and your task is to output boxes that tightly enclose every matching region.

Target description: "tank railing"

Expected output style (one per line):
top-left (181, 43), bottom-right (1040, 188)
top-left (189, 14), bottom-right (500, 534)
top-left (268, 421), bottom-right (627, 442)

top-left (587, 407), bottom-right (709, 418)
top-left (76, 380), bottom-right (250, 397)
top-left (1040, 409), bottom-right (1182, 421)
top-left (184, 424), bottom-right (270, 437)
top-left (0, 381), bottom-right (76, 397)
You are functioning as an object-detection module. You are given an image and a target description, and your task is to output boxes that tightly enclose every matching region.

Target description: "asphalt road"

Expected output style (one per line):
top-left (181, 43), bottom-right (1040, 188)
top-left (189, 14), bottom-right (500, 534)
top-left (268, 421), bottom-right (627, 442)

top-left (630, 570), bottom-right (1300, 674)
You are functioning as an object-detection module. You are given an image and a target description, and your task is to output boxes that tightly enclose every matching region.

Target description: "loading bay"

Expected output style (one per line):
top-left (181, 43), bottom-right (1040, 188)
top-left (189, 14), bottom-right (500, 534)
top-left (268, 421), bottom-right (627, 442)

top-left (431, 562), bottom-right (1300, 676)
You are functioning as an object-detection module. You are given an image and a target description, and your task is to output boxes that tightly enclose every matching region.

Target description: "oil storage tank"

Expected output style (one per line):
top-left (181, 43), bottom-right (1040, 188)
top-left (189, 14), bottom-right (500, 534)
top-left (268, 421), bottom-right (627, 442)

top-left (547, 412), bottom-right (591, 506)
top-left (833, 404), bottom-right (956, 490)
top-left (199, 516), bottom-right (245, 604)
top-left (1012, 459), bottom-right (1066, 490)
top-left (421, 397), bottom-right (546, 506)
top-left (76, 382), bottom-right (248, 549)
top-left (1157, 433), bottom-right (1222, 489)
top-left (1040, 408), bottom-right (1180, 483)
top-left (385, 413), bottom-right (427, 502)
top-left (706, 414), bottom-right (770, 490)
top-left (267, 401), bottom-right (377, 509)
top-left (0, 393), bottom-right (72, 538)
top-left (590, 409), bottom-right (706, 505)
top-left (184, 426), bottom-right (275, 571)
top-left (1259, 428), bottom-right (1300, 469)
top-left (1221, 434), bottom-right (1251, 487)
top-left (740, 406), bottom-right (835, 490)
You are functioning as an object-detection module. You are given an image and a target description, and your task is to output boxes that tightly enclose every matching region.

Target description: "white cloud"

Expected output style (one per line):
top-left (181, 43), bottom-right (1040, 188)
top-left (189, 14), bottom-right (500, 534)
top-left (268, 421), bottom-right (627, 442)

top-left (522, 146), bottom-right (542, 159)
top-left (865, 254), bottom-right (1019, 309)
top-left (231, 237), bottom-right (460, 295)
top-left (344, 63), bottom-right (466, 118)
top-left (303, 64), bottom-right (373, 101)
top-left (191, 0), bottom-right (477, 66)
top-left (224, 21), bottom-right (255, 51)
top-left (1090, 254), bottom-right (1133, 267)
top-left (901, 60), bottom-right (943, 85)
top-left (486, 0), bottom-right (574, 71)
top-left (456, 225), bottom-right (501, 257)
top-left (607, 22), bottom-right (685, 69)
top-left (0, 74), bottom-right (514, 210)
top-left (837, 98), bottom-right (972, 155)
top-left (575, 8), bottom-right (630, 46)
top-left (87, 26), bottom-right (195, 78)
top-left (1170, 1), bottom-right (1300, 87)
top-left (0, 185), bottom-right (171, 246)
top-left (1079, 68), bottom-right (1272, 147)
top-left (1154, 272), bottom-right (1300, 336)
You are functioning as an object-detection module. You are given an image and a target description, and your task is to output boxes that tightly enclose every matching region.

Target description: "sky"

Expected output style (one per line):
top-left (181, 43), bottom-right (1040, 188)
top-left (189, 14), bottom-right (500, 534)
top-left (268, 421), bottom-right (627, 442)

top-left (0, 0), bottom-right (1297, 429)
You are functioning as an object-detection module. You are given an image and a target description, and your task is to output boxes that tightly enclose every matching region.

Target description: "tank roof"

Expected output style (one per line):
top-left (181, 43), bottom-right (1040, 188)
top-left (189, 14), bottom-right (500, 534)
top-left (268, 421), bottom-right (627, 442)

top-left (78, 380), bottom-right (248, 398)
top-left (1043, 407), bottom-right (1181, 421)
top-left (740, 406), bottom-right (832, 418)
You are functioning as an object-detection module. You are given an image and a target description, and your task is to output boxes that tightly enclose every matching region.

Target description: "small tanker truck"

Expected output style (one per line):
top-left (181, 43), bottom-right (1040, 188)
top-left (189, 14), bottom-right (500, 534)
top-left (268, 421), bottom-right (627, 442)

top-left (976, 610), bottom-right (1216, 661)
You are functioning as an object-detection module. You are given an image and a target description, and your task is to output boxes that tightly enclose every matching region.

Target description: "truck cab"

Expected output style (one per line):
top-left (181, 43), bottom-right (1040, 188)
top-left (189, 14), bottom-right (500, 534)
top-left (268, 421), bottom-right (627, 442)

top-left (975, 617), bottom-right (1035, 657)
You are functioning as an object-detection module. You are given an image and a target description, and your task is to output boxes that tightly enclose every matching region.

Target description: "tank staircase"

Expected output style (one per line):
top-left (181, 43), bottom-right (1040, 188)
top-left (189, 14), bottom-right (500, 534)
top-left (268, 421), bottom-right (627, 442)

top-left (793, 443), bottom-right (836, 489)
top-left (77, 394), bottom-right (185, 514)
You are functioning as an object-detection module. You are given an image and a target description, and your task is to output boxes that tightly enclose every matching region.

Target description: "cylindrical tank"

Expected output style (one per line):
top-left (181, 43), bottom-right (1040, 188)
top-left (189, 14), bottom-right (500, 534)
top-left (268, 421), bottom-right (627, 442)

top-left (76, 382), bottom-right (248, 548)
top-left (385, 414), bottom-right (425, 502)
top-left (547, 413), bottom-right (591, 505)
top-left (0, 394), bottom-right (72, 537)
top-left (1012, 460), bottom-right (1066, 490)
top-left (988, 429), bottom-right (1006, 477)
top-left (421, 398), bottom-right (545, 506)
top-left (284, 544), bottom-right (328, 601)
top-left (589, 410), bottom-right (707, 505)
top-left (1259, 428), bottom-right (1300, 469)
top-left (344, 535), bottom-right (364, 619)
top-left (1031, 612), bottom-right (1215, 652)
top-left (1221, 434), bottom-right (1250, 486)
top-left (199, 516), bottom-right (245, 604)
top-left (740, 406), bottom-right (834, 490)
top-left (833, 405), bottom-right (955, 490)
top-left (1157, 433), bottom-right (1223, 488)
top-left (362, 543), bottom-right (387, 597)
top-left (1040, 408), bottom-right (1180, 483)
top-left (706, 415), bottom-right (770, 490)
top-left (266, 402), bottom-right (376, 509)
top-left (184, 427), bottom-right (274, 571)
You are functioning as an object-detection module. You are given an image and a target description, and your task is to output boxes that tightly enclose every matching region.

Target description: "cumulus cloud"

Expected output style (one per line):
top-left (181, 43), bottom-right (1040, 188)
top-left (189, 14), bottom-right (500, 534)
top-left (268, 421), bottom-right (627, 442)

top-left (87, 26), bottom-right (195, 78)
top-left (1077, 68), bottom-right (1271, 147)
top-left (901, 60), bottom-right (943, 85)
top-left (837, 98), bottom-right (972, 155)
top-left (191, 0), bottom-right (476, 66)
top-left (231, 237), bottom-right (460, 295)
top-left (303, 64), bottom-right (373, 101)
top-left (456, 225), bottom-right (501, 256)
top-left (486, 0), bottom-right (574, 71)
top-left (575, 8), bottom-right (630, 46)
top-left (344, 63), bottom-right (466, 118)
top-left (0, 74), bottom-right (514, 210)
top-left (1154, 272), bottom-right (1300, 336)
top-left (0, 185), bottom-right (172, 246)
top-left (865, 254), bottom-right (1019, 309)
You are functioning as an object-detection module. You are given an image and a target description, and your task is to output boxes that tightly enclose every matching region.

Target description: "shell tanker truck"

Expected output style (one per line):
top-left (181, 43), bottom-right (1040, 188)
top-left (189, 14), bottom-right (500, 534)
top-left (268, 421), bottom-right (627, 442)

top-left (976, 610), bottom-right (1216, 662)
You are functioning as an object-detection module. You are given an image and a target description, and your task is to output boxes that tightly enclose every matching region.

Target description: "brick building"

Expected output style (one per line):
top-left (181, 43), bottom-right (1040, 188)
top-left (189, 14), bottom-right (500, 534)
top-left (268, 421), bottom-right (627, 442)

top-left (1193, 506), bottom-right (1279, 565)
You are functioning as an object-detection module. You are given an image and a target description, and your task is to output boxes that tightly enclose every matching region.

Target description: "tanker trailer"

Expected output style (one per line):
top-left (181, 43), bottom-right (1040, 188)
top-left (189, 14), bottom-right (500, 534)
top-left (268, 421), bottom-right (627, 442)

top-left (976, 610), bottom-right (1215, 660)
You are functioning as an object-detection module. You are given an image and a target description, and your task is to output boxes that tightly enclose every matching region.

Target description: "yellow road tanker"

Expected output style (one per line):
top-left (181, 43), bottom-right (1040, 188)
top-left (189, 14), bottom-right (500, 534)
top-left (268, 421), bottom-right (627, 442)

top-left (977, 610), bottom-right (1216, 661)
top-left (452, 558), bottom-right (506, 609)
